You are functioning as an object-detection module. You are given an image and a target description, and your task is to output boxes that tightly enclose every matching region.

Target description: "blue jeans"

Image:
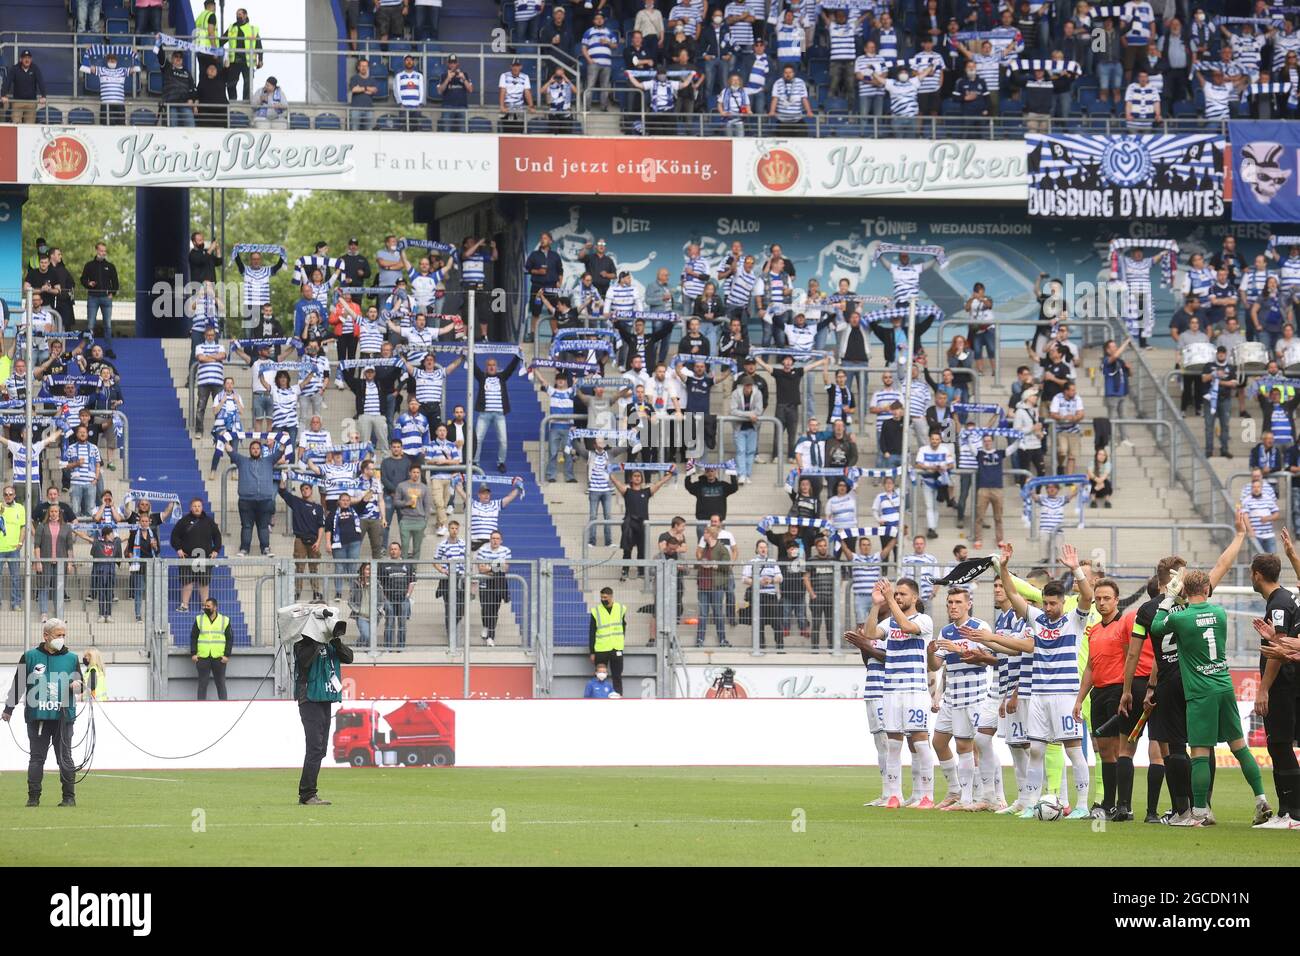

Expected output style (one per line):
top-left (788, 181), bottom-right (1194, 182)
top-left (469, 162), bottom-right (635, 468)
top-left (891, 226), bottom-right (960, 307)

top-left (588, 491), bottom-right (611, 545)
top-left (1205, 397), bottom-right (1231, 455)
top-left (86, 293), bottom-right (113, 341)
top-left (37, 560), bottom-right (64, 618)
top-left (71, 483), bottom-right (96, 517)
top-left (168, 104), bottom-right (196, 127)
top-left (383, 596), bottom-right (410, 648)
top-left (734, 426), bottom-right (757, 478)
top-left (238, 497), bottom-right (275, 553)
top-left (1097, 61), bottom-right (1123, 92)
top-left (91, 562), bottom-right (116, 618)
top-left (351, 108), bottom-right (374, 131)
top-left (876, 451), bottom-right (901, 470)
top-left (546, 428), bottom-right (575, 481)
top-left (512, 13), bottom-right (541, 44)
top-left (0, 548), bottom-right (20, 607)
top-left (437, 109), bottom-right (467, 132)
top-left (356, 613), bottom-right (373, 647)
top-left (696, 588), bottom-right (726, 645)
top-left (971, 328), bottom-right (995, 360)
top-left (854, 592), bottom-right (871, 626)
top-left (76, 0), bottom-right (101, 31)
top-left (1258, 535), bottom-right (1278, 554)
top-left (332, 540), bottom-right (362, 597)
top-left (412, 5), bottom-right (440, 40)
top-left (859, 95), bottom-right (884, 119)
top-left (474, 411), bottom-right (508, 466)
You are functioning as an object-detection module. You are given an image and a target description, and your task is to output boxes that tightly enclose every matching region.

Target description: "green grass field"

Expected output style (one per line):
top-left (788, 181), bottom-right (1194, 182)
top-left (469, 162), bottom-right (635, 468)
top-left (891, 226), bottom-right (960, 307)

top-left (1, 767), bottom-right (1293, 866)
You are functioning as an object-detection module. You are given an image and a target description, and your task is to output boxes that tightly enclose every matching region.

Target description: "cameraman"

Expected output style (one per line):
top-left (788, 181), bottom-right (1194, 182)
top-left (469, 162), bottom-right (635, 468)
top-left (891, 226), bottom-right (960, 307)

top-left (293, 613), bottom-right (353, 806)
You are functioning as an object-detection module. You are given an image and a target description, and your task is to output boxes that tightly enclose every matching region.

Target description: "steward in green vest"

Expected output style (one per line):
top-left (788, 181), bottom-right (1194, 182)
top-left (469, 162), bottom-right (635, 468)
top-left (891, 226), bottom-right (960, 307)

top-left (588, 587), bottom-right (627, 696)
top-left (2, 619), bottom-right (83, 806)
top-left (222, 8), bottom-right (264, 103)
top-left (190, 598), bottom-right (232, 701)
top-left (194, 0), bottom-right (220, 52)
top-left (293, 607), bottom-right (354, 806)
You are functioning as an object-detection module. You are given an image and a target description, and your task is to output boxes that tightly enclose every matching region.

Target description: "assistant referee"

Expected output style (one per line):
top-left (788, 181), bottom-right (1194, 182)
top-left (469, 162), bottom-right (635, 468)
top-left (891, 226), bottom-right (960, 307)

top-left (1075, 578), bottom-right (1151, 821)
top-left (589, 587), bottom-right (626, 696)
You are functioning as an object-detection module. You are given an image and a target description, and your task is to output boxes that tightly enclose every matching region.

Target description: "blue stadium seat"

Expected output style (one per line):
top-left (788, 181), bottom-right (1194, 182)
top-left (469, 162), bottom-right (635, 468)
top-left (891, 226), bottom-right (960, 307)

top-left (35, 106), bottom-right (62, 123)
top-left (314, 112), bottom-right (343, 130)
top-left (374, 112), bottom-right (400, 130)
top-left (469, 116), bottom-right (494, 133)
top-left (1000, 98), bottom-right (1023, 116)
top-left (823, 95), bottom-right (849, 114)
top-left (289, 111), bottom-right (311, 129)
top-left (228, 109), bottom-right (251, 127)
top-left (128, 107), bottom-right (157, 126)
top-left (1172, 100), bottom-right (1198, 118)
top-left (106, 18), bottom-right (130, 34)
top-left (414, 112), bottom-right (433, 132)
top-left (147, 69), bottom-right (161, 95)
top-left (67, 106), bottom-right (95, 125)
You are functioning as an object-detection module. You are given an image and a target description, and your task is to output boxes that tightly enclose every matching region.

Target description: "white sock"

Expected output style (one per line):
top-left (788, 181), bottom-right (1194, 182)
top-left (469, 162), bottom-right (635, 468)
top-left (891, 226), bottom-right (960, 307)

top-left (1068, 746), bottom-right (1090, 811)
top-left (957, 750), bottom-right (975, 804)
top-left (873, 731), bottom-right (889, 790)
top-left (939, 755), bottom-right (960, 796)
top-left (1025, 741), bottom-right (1047, 806)
top-left (1010, 745), bottom-right (1030, 800)
top-left (975, 733), bottom-right (1000, 803)
top-left (886, 737), bottom-right (904, 799)
top-left (912, 740), bottom-right (935, 800)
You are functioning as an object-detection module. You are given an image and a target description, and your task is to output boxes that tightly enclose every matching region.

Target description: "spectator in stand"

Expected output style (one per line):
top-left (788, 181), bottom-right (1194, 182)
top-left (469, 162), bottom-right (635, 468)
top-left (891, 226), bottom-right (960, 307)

top-left (1252, 431), bottom-right (1284, 482)
top-left (582, 12), bottom-right (617, 111)
top-left (1260, 385), bottom-right (1300, 452)
top-left (124, 510), bottom-right (161, 623)
top-left (412, 0), bottom-right (441, 42)
top-left (472, 352), bottom-right (522, 473)
top-left (636, 0), bottom-right (666, 56)
top-left (1101, 339), bottom-right (1132, 447)
top-left (170, 498), bottom-right (221, 613)
top-left (498, 58), bottom-right (533, 134)
top-left (349, 59), bottom-right (378, 131)
top-left (436, 55), bottom-right (473, 132)
top-left (394, 463), bottom-right (430, 559)
top-left (224, 437), bottom-right (286, 557)
top-left (221, 8), bottom-right (262, 102)
top-left (195, 59), bottom-right (230, 127)
top-left (60, 424), bottom-right (100, 518)
top-left (157, 45), bottom-right (198, 127)
top-left (252, 76), bottom-right (288, 129)
top-left (349, 365), bottom-right (393, 449)
top-left (80, 49), bottom-right (139, 127)
top-left (543, 6), bottom-right (575, 54)
top-left (378, 542), bottom-right (416, 649)
top-left (79, 242), bottom-right (119, 353)
top-left (475, 530), bottom-right (511, 646)
top-left (375, 0), bottom-right (406, 51)
top-left (189, 232), bottom-right (220, 285)
top-left (685, 464), bottom-right (739, 533)
top-left (1, 50), bottom-right (47, 125)
top-left (279, 473), bottom-right (326, 602)
top-left (1242, 475), bottom-right (1280, 553)
top-left (1203, 345), bottom-right (1237, 459)
top-left (328, 491), bottom-right (364, 600)
top-left (1049, 380), bottom-right (1085, 475)
top-left (1088, 447), bottom-right (1113, 509)
top-left (394, 54), bottom-right (425, 131)
top-left (33, 507), bottom-right (73, 623)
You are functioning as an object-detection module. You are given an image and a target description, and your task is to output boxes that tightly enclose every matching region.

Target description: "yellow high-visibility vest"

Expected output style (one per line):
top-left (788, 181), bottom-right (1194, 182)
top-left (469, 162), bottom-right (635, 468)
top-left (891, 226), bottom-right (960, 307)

top-left (592, 602), bottom-right (626, 653)
top-left (84, 663), bottom-right (107, 701)
top-left (194, 9), bottom-right (218, 45)
top-left (195, 613), bottom-right (229, 659)
top-left (224, 23), bottom-right (260, 57)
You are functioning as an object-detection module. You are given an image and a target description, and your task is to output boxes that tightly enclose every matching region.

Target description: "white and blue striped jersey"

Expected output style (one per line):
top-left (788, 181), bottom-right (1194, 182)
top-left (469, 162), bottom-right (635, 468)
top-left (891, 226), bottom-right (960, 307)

top-left (1049, 392), bottom-right (1084, 433)
top-left (876, 27), bottom-right (899, 59)
top-left (402, 326), bottom-right (436, 365)
top-left (483, 376), bottom-right (504, 413)
top-left (851, 549), bottom-right (882, 594)
top-left (588, 451), bottom-right (612, 492)
top-left (582, 27), bottom-right (616, 66)
top-left (910, 51), bottom-right (944, 92)
top-left (435, 537), bottom-right (467, 568)
top-left (300, 355), bottom-right (329, 396)
top-left (476, 543), bottom-right (512, 573)
top-left (901, 552), bottom-right (939, 602)
top-left (357, 316), bottom-right (386, 353)
top-left (270, 385), bottom-right (300, 429)
top-left (863, 637), bottom-right (886, 701)
top-left (194, 342), bottom-right (225, 386)
top-left (776, 22), bottom-right (803, 60)
top-left (607, 283), bottom-right (640, 316)
top-left (876, 611), bottom-right (934, 693)
top-left (1036, 492), bottom-right (1068, 532)
top-left (872, 489), bottom-right (901, 534)
top-left (725, 2), bottom-right (755, 47)
top-left (1124, 83), bottom-right (1159, 126)
top-left (682, 255), bottom-right (710, 299)
top-left (855, 54), bottom-right (891, 97)
top-left (1279, 256), bottom-right (1300, 291)
top-left (413, 366), bottom-right (446, 404)
top-left (471, 498), bottom-right (502, 539)
top-left (1029, 607), bottom-right (1087, 695)
top-left (240, 264), bottom-right (274, 308)
top-left (362, 380), bottom-right (382, 416)
top-left (395, 412), bottom-right (430, 456)
top-left (323, 462), bottom-right (358, 502)
top-left (726, 266), bottom-right (759, 308)
top-left (885, 76), bottom-right (920, 115)
top-left (425, 438), bottom-right (460, 467)
top-left (1182, 264), bottom-right (1216, 297)
top-left (4, 436), bottom-right (50, 484)
top-left (297, 428), bottom-right (332, 463)
top-left (190, 293), bottom-right (220, 334)
top-left (63, 440), bottom-right (100, 484)
top-left (499, 71), bottom-right (531, 110)
top-left (992, 606), bottom-right (1028, 699)
top-left (1230, 31), bottom-right (1265, 75)
top-left (394, 69), bottom-right (426, 108)
top-left (916, 445), bottom-right (952, 489)
top-left (1201, 80), bottom-right (1232, 120)
top-left (1121, 0), bottom-right (1154, 43)
top-left (829, 22), bottom-right (857, 59)
top-left (827, 492), bottom-right (858, 530)
top-left (888, 261), bottom-right (923, 302)
top-left (1242, 490), bottom-right (1278, 538)
top-left (939, 616), bottom-right (990, 706)
top-left (745, 53), bottom-right (770, 94)
top-left (1241, 267), bottom-right (1277, 303)
top-left (870, 386), bottom-right (901, 432)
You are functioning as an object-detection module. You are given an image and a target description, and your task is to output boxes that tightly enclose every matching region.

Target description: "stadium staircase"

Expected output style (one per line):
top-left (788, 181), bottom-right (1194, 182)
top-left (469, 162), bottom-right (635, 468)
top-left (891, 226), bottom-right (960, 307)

top-left (160, 339), bottom-right (584, 676)
top-left (110, 340), bottom-right (268, 700)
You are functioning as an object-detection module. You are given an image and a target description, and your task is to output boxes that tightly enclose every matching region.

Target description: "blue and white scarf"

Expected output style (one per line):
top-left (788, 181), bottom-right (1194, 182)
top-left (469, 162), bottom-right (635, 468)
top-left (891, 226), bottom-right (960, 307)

top-left (756, 515), bottom-right (832, 534)
top-left (1021, 474), bottom-right (1089, 528)
top-left (870, 243), bottom-right (948, 267)
top-left (671, 355), bottom-right (738, 373)
top-left (686, 459), bottom-right (738, 472)
top-left (230, 243), bottom-right (287, 264)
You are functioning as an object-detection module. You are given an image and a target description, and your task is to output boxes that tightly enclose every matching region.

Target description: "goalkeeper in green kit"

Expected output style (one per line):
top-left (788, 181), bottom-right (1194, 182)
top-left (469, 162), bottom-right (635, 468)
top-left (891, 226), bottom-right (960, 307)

top-left (1151, 568), bottom-right (1274, 828)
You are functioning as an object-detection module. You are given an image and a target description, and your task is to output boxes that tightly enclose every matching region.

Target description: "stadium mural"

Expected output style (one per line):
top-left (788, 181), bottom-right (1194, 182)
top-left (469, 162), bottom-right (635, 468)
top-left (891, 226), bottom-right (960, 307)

top-left (527, 200), bottom-right (1269, 331)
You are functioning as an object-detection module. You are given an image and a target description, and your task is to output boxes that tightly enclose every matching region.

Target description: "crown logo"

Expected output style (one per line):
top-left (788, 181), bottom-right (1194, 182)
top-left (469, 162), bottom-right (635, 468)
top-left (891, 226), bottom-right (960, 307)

top-left (40, 136), bottom-right (89, 180)
top-left (756, 148), bottom-right (798, 191)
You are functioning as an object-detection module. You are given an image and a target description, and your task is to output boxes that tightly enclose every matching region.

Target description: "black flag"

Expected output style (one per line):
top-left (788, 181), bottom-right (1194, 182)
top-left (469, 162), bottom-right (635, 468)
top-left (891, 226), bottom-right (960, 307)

top-left (933, 557), bottom-right (995, 589)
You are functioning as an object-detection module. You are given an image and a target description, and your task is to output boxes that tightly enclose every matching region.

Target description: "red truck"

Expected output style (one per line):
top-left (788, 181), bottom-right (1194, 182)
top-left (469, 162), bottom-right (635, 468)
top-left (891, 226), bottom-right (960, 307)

top-left (332, 700), bottom-right (456, 767)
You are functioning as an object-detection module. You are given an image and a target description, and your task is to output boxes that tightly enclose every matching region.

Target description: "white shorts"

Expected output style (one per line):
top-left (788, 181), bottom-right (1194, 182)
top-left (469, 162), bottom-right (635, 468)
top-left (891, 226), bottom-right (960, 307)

top-left (974, 697), bottom-right (1002, 734)
top-left (999, 703), bottom-right (1030, 745)
top-left (1027, 693), bottom-right (1083, 743)
top-left (883, 691), bottom-right (931, 735)
top-left (865, 697), bottom-right (885, 735)
top-left (935, 699), bottom-right (978, 739)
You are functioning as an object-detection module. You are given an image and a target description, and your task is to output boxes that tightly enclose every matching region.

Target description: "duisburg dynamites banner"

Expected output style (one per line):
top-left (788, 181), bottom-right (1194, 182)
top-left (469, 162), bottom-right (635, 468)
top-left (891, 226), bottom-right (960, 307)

top-left (1229, 121), bottom-right (1300, 222)
top-left (1026, 133), bottom-right (1225, 219)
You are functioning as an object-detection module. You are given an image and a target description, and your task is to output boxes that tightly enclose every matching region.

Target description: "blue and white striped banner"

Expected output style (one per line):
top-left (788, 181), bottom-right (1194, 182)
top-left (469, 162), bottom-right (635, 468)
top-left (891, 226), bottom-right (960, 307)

top-left (1021, 473), bottom-right (1089, 528)
top-left (756, 515), bottom-right (831, 534)
top-left (229, 243), bottom-right (287, 264)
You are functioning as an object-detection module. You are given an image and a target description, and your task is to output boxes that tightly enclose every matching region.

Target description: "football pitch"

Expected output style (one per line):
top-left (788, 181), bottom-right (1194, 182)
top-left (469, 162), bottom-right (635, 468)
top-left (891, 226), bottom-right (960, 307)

top-left (1, 767), bottom-right (1293, 866)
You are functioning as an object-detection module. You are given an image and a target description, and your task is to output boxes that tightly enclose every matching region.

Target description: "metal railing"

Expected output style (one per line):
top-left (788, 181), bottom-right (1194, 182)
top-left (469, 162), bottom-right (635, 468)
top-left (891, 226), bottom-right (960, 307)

top-left (1084, 523), bottom-right (1241, 566)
